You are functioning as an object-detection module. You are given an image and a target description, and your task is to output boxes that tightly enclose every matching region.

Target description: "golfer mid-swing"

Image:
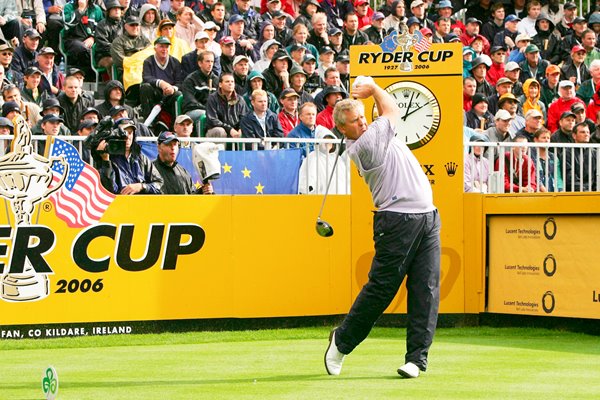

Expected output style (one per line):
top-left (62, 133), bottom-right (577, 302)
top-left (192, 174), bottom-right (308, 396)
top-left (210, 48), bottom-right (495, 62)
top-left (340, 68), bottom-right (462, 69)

top-left (325, 77), bottom-right (441, 378)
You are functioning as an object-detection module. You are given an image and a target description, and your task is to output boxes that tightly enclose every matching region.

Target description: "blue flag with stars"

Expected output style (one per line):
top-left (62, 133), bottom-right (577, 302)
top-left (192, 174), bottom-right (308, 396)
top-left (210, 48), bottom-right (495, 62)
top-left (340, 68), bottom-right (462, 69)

top-left (213, 149), bottom-right (303, 194)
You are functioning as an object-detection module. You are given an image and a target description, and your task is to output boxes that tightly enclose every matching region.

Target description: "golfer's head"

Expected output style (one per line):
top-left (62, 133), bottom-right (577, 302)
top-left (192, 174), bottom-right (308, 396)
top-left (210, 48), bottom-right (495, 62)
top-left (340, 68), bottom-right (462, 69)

top-left (334, 99), bottom-right (367, 140)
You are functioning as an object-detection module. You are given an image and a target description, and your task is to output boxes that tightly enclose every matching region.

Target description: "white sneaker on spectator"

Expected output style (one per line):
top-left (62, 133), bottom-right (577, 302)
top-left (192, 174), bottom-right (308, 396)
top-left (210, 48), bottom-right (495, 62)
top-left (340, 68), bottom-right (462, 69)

top-left (397, 362), bottom-right (420, 378)
top-left (324, 329), bottom-right (345, 375)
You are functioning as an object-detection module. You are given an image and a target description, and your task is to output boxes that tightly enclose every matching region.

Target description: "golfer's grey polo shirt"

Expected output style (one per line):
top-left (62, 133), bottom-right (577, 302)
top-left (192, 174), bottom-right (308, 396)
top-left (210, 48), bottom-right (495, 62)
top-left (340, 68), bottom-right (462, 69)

top-left (346, 117), bottom-right (435, 213)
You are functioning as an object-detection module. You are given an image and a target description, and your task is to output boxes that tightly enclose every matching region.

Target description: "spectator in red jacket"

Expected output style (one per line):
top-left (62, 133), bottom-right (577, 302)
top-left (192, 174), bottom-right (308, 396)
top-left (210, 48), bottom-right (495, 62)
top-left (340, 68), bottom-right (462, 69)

top-left (546, 79), bottom-right (586, 131)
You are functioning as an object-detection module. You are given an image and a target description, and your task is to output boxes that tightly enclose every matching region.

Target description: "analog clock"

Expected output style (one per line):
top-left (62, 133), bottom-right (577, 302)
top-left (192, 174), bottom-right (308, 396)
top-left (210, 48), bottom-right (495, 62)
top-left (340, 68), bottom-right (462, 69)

top-left (373, 81), bottom-right (441, 149)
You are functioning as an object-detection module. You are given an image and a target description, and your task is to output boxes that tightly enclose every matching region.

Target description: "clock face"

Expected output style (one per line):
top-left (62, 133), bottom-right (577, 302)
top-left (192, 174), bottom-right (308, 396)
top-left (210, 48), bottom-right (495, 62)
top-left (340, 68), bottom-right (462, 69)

top-left (374, 81), bottom-right (441, 149)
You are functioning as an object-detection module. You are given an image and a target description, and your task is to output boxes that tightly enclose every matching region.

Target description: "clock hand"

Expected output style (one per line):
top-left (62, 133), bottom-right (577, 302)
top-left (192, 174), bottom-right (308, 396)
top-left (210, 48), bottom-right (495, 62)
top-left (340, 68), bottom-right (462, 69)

top-left (403, 91), bottom-right (414, 120)
top-left (401, 101), bottom-right (428, 121)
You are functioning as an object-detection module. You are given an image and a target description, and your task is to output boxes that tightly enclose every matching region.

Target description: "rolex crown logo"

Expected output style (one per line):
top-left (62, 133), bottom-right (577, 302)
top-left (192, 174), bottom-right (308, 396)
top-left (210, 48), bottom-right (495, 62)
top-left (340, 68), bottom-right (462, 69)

top-left (445, 162), bottom-right (458, 177)
top-left (402, 89), bottom-right (411, 98)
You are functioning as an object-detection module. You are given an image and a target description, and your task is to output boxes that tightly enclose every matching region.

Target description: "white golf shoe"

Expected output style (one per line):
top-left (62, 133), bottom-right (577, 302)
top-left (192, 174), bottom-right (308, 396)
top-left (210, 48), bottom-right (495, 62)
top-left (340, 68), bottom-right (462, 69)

top-left (324, 330), bottom-right (345, 375)
top-left (397, 362), bottom-right (420, 378)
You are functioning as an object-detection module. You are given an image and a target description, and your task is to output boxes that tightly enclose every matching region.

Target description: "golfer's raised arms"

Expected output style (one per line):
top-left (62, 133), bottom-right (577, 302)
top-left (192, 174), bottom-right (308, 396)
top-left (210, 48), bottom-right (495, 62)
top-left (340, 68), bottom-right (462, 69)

top-left (351, 81), bottom-right (400, 128)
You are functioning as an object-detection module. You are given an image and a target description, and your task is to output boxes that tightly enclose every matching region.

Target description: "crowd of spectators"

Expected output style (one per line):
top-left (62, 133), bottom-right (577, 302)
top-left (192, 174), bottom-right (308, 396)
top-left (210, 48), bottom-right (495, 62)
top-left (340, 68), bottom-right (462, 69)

top-left (1, 0), bottom-right (599, 194)
top-left (461, 0), bottom-right (600, 193)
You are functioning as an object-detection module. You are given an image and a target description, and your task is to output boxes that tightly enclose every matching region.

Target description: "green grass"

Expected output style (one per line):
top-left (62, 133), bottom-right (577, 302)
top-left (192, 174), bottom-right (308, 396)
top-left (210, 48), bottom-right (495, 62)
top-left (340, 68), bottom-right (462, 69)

top-left (1, 327), bottom-right (599, 399)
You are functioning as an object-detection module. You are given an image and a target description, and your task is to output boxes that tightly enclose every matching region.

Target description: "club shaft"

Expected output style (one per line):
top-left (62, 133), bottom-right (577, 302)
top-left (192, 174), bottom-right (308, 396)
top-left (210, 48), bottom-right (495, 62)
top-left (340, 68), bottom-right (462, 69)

top-left (317, 137), bottom-right (345, 220)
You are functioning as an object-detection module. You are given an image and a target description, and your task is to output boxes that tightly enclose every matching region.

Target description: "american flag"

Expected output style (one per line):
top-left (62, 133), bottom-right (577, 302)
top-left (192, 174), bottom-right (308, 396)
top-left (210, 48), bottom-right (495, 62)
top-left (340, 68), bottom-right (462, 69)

top-left (49, 138), bottom-right (115, 228)
top-left (413, 30), bottom-right (431, 53)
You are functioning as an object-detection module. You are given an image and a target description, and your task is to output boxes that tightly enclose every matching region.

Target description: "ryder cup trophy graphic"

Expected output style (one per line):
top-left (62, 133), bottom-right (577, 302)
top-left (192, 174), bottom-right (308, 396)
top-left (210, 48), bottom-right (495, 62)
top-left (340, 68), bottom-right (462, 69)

top-left (0, 116), bottom-right (68, 302)
top-left (396, 22), bottom-right (418, 72)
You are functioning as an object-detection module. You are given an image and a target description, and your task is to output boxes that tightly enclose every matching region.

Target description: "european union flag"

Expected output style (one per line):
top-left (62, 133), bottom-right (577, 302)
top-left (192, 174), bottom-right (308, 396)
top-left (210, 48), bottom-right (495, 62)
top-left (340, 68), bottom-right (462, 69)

top-left (213, 148), bottom-right (303, 194)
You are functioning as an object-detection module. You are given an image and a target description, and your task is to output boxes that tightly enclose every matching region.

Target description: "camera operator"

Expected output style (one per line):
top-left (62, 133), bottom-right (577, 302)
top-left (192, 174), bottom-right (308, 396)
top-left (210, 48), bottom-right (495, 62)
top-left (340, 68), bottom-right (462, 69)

top-left (93, 118), bottom-right (163, 195)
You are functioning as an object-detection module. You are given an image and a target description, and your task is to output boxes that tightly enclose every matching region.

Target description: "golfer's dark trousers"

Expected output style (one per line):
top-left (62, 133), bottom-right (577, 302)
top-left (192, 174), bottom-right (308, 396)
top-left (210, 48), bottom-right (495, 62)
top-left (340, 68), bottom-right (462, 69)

top-left (335, 209), bottom-right (441, 371)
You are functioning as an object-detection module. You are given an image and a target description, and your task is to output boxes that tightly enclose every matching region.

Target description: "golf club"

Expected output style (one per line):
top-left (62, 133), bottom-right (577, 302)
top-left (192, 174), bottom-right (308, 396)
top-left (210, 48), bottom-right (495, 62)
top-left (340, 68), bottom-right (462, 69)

top-left (315, 135), bottom-right (345, 237)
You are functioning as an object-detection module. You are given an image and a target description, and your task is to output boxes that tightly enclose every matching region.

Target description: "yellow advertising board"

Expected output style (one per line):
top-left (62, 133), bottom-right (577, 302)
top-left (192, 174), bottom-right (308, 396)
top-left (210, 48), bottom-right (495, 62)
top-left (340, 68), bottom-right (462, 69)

top-left (349, 41), bottom-right (465, 313)
top-left (488, 215), bottom-right (600, 318)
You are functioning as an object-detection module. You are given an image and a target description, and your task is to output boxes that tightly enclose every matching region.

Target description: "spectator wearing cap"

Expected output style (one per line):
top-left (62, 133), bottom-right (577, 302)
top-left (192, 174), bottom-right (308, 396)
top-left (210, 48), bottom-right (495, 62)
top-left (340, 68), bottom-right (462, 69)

top-left (581, 28), bottom-right (600, 67)
top-left (288, 64), bottom-right (313, 105)
top-left (80, 106), bottom-right (101, 123)
top-left (486, 45), bottom-right (506, 87)
top-left (231, 0), bottom-right (262, 41)
top-left (157, 18), bottom-right (192, 61)
top-left (233, 55), bottom-right (251, 95)
top-left (516, 0), bottom-right (541, 37)
top-left (507, 33), bottom-right (531, 63)
top-left (504, 61), bottom-right (524, 97)
top-left (227, 14), bottom-right (255, 61)
top-left (219, 36), bottom-right (236, 74)
top-left (140, 36), bottom-right (184, 120)
top-left (175, 6), bottom-right (205, 48)
top-left (278, 88), bottom-right (300, 136)
top-left (2, 101), bottom-right (22, 123)
top-left (307, 11), bottom-right (329, 51)
top-left (243, 70), bottom-right (280, 113)
top-left (316, 85), bottom-right (347, 130)
top-left (584, 66), bottom-right (600, 122)
top-left (492, 14), bottom-right (519, 50)
top-left (262, 49), bottom-right (292, 98)
top-left (484, 109), bottom-right (514, 142)
top-left (550, 110), bottom-right (576, 146)
top-left (173, 114), bottom-right (194, 140)
top-left (97, 80), bottom-right (134, 119)
top-left (463, 76), bottom-right (476, 112)
top-left (139, 4), bottom-right (161, 43)
top-left (519, 44), bottom-right (550, 83)
top-left (482, 3), bottom-right (507, 45)
top-left (39, 113), bottom-right (64, 137)
top-left (293, 0), bottom-right (322, 32)
top-left (487, 77), bottom-right (513, 115)
top-left (62, 0), bottom-right (104, 78)
top-left (409, 0), bottom-right (434, 32)
top-left (431, 0), bottom-right (460, 27)
top-left (0, 44), bottom-right (24, 87)
top-left (364, 12), bottom-right (386, 44)
top-left (498, 92), bottom-right (525, 136)
top-left (471, 55), bottom-right (494, 97)
top-left (153, 130), bottom-right (205, 194)
top-left (564, 121), bottom-right (596, 191)
top-left (240, 88), bottom-right (284, 149)
top-left (559, 16), bottom-right (588, 63)
top-left (571, 101), bottom-right (596, 132)
top-left (302, 54), bottom-right (322, 96)
top-left (95, 118), bottom-right (163, 195)
top-left (432, 16), bottom-right (452, 44)
top-left (32, 97), bottom-right (70, 136)
top-left (94, 0), bottom-right (125, 73)
top-left (542, 0), bottom-right (566, 26)
top-left (111, 15), bottom-right (152, 74)
top-left (461, 17), bottom-right (490, 55)
top-left (519, 78), bottom-right (547, 121)
top-left (316, 46), bottom-right (335, 79)
top-left (382, 1), bottom-right (406, 34)
top-left (556, 2), bottom-right (578, 37)
top-left (12, 29), bottom-right (41, 75)
top-left (354, 0), bottom-right (374, 30)
top-left (205, 72), bottom-right (250, 139)
top-left (289, 43), bottom-right (307, 65)
top-left (21, 66), bottom-right (44, 106)
top-left (34, 47), bottom-right (63, 97)
top-left (328, 27), bottom-right (345, 58)
top-left (272, 10), bottom-right (293, 46)
top-left (182, 50), bottom-right (219, 123)
top-left (342, 13), bottom-right (369, 51)
top-left (57, 75), bottom-right (95, 132)
top-left (540, 64), bottom-right (561, 107)
top-left (547, 80), bottom-right (586, 131)
top-left (465, 93), bottom-right (494, 131)
top-left (515, 109), bottom-right (544, 141)
top-left (560, 44), bottom-right (590, 87)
